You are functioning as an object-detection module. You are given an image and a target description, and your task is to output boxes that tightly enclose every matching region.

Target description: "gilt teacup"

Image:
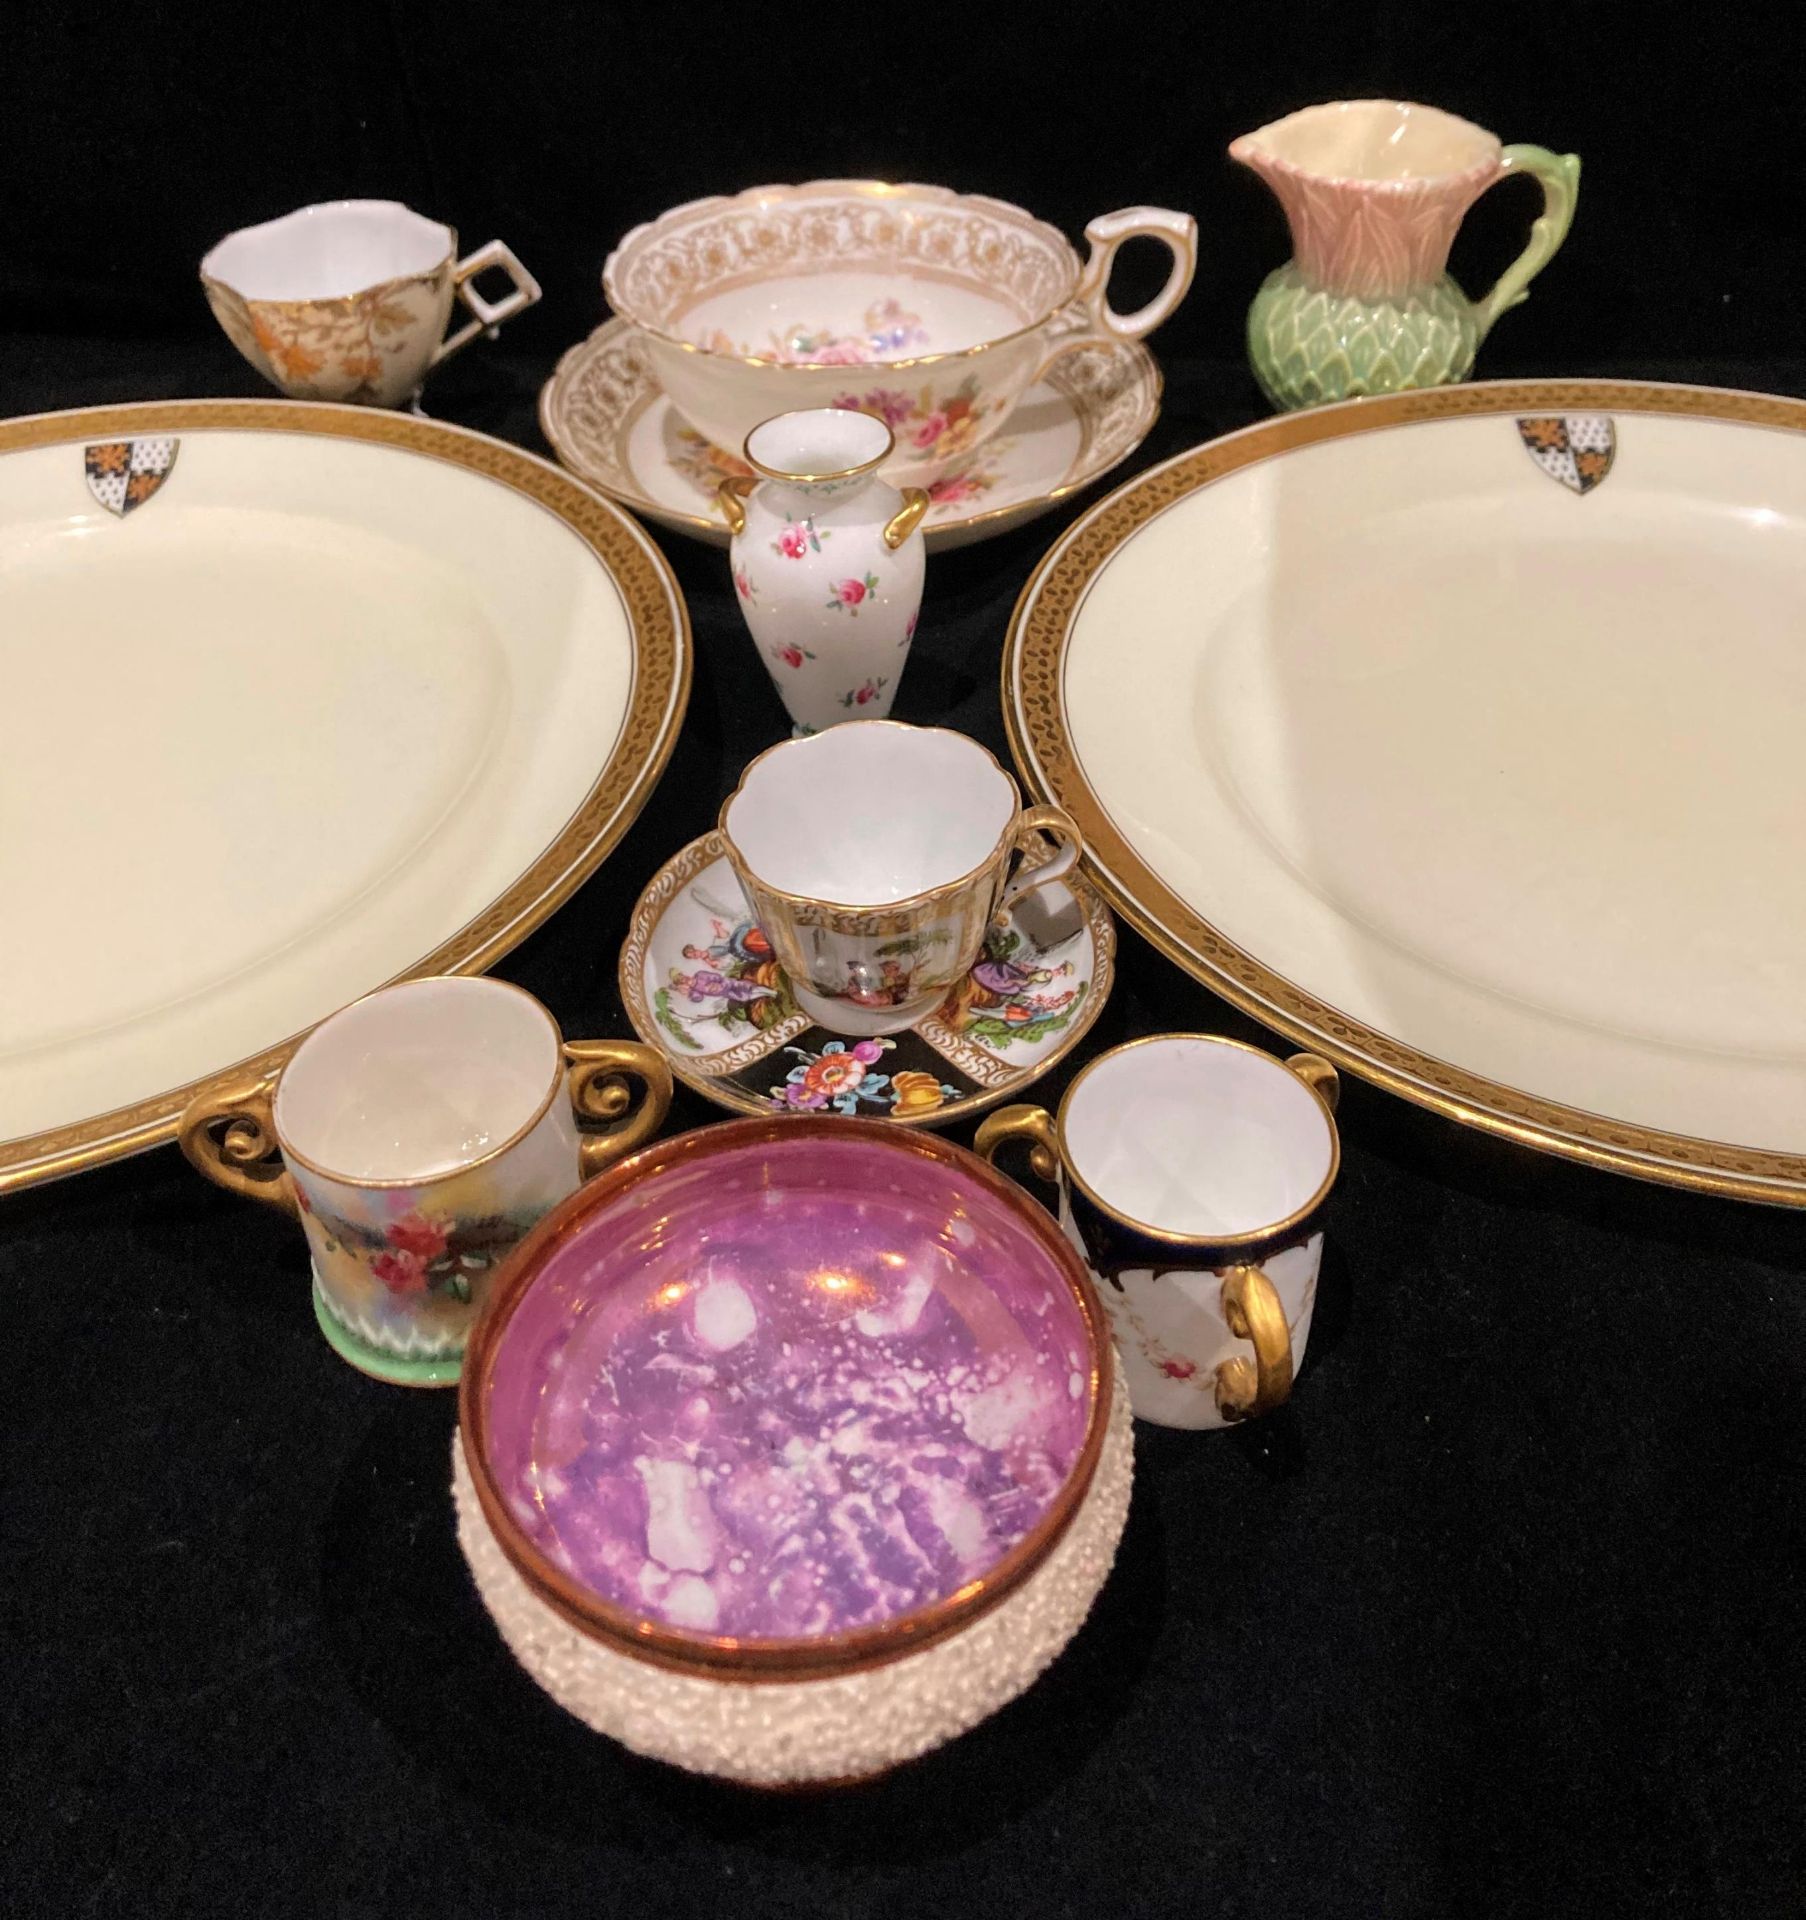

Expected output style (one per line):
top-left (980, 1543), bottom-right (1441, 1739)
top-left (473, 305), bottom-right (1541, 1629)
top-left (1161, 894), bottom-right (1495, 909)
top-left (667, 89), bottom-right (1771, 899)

top-left (201, 199), bottom-right (541, 407)
top-left (178, 976), bottom-right (670, 1385)
top-left (603, 180), bottom-right (1196, 482)
top-left (977, 1035), bottom-right (1341, 1429)
top-left (720, 722), bottom-right (1082, 1038)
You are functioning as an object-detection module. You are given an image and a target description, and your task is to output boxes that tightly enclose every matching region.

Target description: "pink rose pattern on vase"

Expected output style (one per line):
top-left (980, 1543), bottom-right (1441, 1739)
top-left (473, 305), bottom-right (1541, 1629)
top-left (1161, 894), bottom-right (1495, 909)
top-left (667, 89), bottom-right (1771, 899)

top-left (826, 571), bottom-right (880, 614)
top-left (839, 675), bottom-right (888, 709)
top-left (725, 411), bottom-right (926, 734)
top-left (733, 564), bottom-right (758, 601)
top-left (773, 518), bottom-right (826, 559)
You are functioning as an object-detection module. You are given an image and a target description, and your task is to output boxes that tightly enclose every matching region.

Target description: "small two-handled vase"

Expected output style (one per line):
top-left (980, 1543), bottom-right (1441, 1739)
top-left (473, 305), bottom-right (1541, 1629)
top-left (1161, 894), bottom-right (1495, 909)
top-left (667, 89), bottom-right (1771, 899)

top-left (720, 408), bottom-right (928, 735)
top-left (1232, 99), bottom-right (1580, 411)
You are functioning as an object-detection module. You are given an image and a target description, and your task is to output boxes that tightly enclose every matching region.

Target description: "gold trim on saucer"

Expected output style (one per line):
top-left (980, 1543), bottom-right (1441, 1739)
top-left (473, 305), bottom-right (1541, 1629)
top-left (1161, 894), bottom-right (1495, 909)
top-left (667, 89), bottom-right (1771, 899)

top-left (0, 399), bottom-right (691, 1196)
top-left (617, 830), bottom-right (1116, 1126)
top-left (1003, 378), bottom-right (1806, 1208)
top-left (535, 318), bottom-right (1164, 550)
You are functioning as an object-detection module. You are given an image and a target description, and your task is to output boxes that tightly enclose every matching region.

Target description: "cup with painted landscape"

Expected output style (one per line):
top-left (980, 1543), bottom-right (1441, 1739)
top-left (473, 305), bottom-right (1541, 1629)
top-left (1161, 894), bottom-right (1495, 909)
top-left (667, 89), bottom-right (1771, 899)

top-left (178, 976), bottom-right (670, 1385)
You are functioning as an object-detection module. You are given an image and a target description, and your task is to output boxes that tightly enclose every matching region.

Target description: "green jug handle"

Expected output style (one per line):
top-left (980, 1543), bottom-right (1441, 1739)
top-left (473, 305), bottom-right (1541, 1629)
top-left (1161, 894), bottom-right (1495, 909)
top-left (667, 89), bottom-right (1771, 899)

top-left (1470, 145), bottom-right (1581, 344)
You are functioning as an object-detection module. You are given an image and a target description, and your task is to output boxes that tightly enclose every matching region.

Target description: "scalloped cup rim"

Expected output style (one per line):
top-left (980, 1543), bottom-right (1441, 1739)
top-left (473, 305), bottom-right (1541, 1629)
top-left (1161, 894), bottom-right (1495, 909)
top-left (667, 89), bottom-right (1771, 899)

top-left (600, 179), bottom-right (1087, 371)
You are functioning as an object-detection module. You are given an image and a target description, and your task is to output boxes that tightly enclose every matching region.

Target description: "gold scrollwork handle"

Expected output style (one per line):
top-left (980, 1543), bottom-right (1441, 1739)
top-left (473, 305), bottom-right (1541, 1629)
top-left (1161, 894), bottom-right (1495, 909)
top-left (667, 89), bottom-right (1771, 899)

top-left (1286, 1052), bottom-right (1340, 1113)
top-left (177, 1072), bottom-right (299, 1218)
top-left (882, 486), bottom-right (931, 550)
top-left (715, 475), bottom-right (755, 535)
top-left (973, 1103), bottom-right (1064, 1186)
top-left (565, 1040), bottom-right (673, 1179)
top-left (1213, 1263), bottom-right (1294, 1422)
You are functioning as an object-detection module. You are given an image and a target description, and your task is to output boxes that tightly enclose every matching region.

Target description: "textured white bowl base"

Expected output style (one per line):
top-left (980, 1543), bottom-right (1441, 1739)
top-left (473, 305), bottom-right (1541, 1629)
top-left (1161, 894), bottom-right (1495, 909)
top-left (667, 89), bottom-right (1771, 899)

top-left (452, 1374), bottom-right (1134, 1786)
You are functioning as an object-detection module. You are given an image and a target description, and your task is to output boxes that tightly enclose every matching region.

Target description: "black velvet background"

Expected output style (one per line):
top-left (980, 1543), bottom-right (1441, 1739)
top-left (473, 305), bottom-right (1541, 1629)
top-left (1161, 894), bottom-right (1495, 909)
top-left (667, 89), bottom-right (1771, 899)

top-left (5, 5), bottom-right (1806, 1915)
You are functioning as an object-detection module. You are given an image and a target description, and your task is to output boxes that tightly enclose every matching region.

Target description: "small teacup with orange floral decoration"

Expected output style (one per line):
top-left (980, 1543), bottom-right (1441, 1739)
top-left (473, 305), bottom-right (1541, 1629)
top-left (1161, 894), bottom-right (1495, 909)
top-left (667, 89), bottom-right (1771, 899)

top-left (201, 199), bottom-right (540, 408)
top-left (179, 977), bottom-right (669, 1385)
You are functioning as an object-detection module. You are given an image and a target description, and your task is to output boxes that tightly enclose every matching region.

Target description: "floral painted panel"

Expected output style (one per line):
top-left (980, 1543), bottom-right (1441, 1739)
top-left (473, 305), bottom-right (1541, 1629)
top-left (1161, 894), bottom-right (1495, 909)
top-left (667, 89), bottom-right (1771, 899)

top-left (700, 299), bottom-right (931, 366)
top-left (623, 835), bottom-right (1115, 1122)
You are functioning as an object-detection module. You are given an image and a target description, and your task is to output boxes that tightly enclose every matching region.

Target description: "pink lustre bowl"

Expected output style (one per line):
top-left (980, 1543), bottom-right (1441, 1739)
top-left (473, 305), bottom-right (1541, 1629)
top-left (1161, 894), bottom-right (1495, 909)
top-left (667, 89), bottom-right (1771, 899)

top-left (454, 1114), bottom-right (1132, 1783)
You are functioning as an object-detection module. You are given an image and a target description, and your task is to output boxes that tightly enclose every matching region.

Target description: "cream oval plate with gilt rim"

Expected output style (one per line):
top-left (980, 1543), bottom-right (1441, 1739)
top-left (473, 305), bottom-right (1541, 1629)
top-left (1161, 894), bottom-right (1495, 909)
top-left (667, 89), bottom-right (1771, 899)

top-left (619, 830), bottom-right (1114, 1124)
top-left (0, 399), bottom-right (689, 1195)
top-left (538, 318), bottom-right (1161, 552)
top-left (1005, 379), bottom-right (1806, 1207)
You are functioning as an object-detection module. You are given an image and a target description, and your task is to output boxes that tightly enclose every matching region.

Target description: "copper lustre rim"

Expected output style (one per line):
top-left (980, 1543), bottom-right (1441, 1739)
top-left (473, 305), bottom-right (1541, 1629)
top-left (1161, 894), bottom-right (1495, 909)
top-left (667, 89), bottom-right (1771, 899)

top-left (457, 1114), bottom-right (1115, 1682)
top-left (1002, 377), bottom-right (1806, 1209)
top-left (0, 397), bottom-right (691, 1196)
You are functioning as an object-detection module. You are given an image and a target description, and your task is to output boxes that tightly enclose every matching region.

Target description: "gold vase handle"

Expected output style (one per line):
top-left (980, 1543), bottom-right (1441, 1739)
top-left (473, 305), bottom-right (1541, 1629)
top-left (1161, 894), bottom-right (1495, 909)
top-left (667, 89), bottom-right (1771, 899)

top-left (177, 1072), bottom-right (299, 1218)
top-left (1214, 1263), bottom-right (1294, 1422)
top-left (882, 486), bottom-right (931, 550)
top-left (716, 474), bottom-right (755, 534)
top-left (999, 804), bottom-right (1083, 911)
top-left (566, 1040), bottom-right (673, 1178)
top-left (973, 1103), bottom-right (1063, 1186)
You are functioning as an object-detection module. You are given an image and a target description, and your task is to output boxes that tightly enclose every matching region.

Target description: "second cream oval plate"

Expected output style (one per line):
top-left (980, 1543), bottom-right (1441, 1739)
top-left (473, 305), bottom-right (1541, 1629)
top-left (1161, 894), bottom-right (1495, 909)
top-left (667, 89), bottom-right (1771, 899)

top-left (1005, 380), bottom-right (1806, 1205)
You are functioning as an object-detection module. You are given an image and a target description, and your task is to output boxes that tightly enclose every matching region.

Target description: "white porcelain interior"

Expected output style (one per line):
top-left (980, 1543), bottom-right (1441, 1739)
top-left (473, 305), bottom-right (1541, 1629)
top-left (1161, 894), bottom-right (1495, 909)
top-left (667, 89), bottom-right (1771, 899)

top-left (607, 185), bottom-right (1078, 360)
top-left (276, 978), bottom-right (559, 1183)
top-left (1063, 1039), bottom-right (1332, 1237)
top-left (202, 199), bottom-right (452, 300)
top-left (725, 725), bottom-right (1016, 904)
top-left (745, 407), bottom-right (891, 478)
top-left (1239, 100), bottom-right (1497, 183)
top-left (689, 274), bottom-right (1020, 360)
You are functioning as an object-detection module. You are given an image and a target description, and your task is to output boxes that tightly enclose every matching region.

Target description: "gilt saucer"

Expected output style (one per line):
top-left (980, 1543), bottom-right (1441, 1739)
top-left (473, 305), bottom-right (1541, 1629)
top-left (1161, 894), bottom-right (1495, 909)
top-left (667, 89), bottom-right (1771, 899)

top-left (540, 318), bottom-right (1162, 552)
top-left (620, 830), bottom-right (1115, 1123)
